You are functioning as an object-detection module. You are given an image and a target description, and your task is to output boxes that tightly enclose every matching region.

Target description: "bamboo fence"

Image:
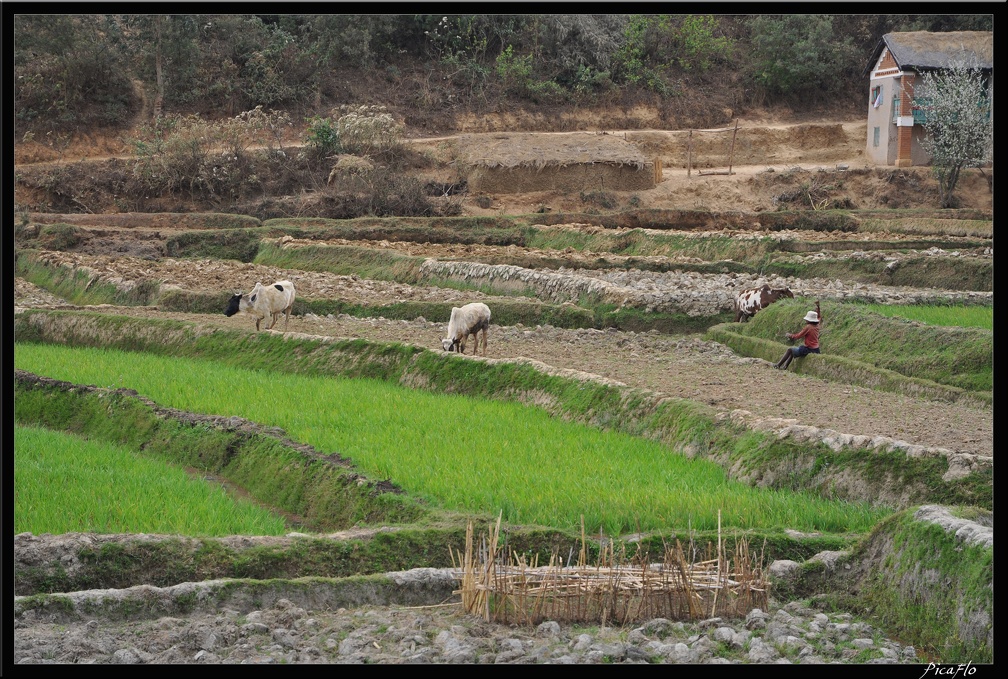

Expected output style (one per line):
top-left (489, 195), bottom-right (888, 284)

top-left (450, 512), bottom-right (769, 626)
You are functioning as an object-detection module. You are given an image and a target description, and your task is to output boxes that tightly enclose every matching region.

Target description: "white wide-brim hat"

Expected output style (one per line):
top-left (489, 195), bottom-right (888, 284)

top-left (804, 310), bottom-right (819, 323)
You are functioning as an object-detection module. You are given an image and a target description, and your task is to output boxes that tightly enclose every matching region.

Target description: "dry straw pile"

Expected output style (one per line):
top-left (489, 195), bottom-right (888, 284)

top-left (452, 513), bottom-right (768, 626)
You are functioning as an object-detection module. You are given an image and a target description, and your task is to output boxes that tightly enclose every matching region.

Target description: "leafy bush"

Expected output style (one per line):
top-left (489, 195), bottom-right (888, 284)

top-left (496, 45), bottom-right (535, 96)
top-left (612, 14), bottom-right (730, 94)
top-left (569, 65), bottom-right (616, 98)
top-left (304, 115), bottom-right (341, 160)
top-left (615, 14), bottom-right (669, 90)
top-left (676, 15), bottom-right (732, 71)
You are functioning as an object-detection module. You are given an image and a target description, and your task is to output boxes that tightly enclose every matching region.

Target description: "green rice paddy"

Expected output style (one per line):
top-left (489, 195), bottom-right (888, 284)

top-left (14, 424), bottom-right (287, 536)
top-left (15, 341), bottom-right (892, 536)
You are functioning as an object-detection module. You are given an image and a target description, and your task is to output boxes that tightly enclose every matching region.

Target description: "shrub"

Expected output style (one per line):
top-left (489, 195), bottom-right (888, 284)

top-left (676, 15), bottom-right (732, 71)
top-left (304, 115), bottom-right (341, 160)
top-left (38, 224), bottom-right (83, 251)
top-left (580, 191), bottom-right (617, 210)
top-left (129, 109), bottom-right (292, 202)
top-left (333, 105), bottom-right (404, 156)
top-left (496, 44), bottom-right (535, 96)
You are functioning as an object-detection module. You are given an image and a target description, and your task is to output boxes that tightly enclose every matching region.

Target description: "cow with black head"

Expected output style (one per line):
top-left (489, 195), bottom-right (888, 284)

top-left (225, 280), bottom-right (296, 332)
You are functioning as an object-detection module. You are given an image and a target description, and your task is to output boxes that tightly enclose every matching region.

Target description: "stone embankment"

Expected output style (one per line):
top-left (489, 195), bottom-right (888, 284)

top-left (419, 256), bottom-right (992, 315)
top-left (28, 246), bottom-right (991, 318)
top-left (722, 410), bottom-right (992, 482)
top-left (12, 563), bottom-right (917, 665)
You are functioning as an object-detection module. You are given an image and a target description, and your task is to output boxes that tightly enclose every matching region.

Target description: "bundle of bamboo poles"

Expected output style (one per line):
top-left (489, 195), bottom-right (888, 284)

top-left (450, 512), bottom-right (768, 626)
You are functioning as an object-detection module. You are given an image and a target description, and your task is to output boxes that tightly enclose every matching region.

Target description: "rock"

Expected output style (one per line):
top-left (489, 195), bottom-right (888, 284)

top-left (769, 560), bottom-right (801, 579)
top-left (535, 621), bottom-right (561, 638)
top-left (747, 637), bottom-right (779, 662)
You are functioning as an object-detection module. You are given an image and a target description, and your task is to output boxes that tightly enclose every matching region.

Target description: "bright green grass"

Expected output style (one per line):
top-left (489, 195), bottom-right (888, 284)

top-left (15, 342), bottom-right (892, 535)
top-left (14, 424), bottom-right (288, 536)
top-left (848, 303), bottom-right (992, 330)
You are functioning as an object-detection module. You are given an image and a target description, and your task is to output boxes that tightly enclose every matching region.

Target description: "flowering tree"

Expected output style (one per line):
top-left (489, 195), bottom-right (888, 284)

top-left (913, 53), bottom-right (993, 208)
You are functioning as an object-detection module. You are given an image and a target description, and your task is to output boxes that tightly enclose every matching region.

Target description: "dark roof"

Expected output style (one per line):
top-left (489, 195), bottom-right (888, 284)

top-left (864, 31), bottom-right (993, 77)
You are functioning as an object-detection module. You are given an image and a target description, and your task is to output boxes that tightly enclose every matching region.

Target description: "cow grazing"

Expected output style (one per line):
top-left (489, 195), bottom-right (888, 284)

top-left (442, 302), bottom-right (491, 356)
top-left (225, 280), bottom-right (296, 331)
top-left (734, 285), bottom-right (794, 322)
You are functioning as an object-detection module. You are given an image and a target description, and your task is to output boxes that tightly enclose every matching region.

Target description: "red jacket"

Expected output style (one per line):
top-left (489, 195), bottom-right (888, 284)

top-left (789, 323), bottom-right (820, 350)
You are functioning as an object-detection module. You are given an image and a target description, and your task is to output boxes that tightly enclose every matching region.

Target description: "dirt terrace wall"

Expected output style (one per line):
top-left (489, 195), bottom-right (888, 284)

top-left (467, 162), bottom-right (656, 194)
top-left (629, 123), bottom-right (860, 169)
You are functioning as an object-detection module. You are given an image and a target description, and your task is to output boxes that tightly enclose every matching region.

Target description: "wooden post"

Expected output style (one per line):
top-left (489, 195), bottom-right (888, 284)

top-left (687, 130), bottom-right (693, 177)
top-left (727, 120), bottom-right (739, 175)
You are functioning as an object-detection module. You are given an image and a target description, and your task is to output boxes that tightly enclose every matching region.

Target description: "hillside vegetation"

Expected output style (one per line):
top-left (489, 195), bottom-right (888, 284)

top-left (15, 14), bottom-right (991, 137)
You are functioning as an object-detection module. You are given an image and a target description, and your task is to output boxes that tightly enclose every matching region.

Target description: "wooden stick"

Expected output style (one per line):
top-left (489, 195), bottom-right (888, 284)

top-left (687, 130), bottom-right (693, 177)
top-left (728, 119), bottom-right (739, 175)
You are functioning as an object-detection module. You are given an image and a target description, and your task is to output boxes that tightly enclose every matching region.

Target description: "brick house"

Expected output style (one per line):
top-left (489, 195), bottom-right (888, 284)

top-left (864, 31), bottom-right (993, 167)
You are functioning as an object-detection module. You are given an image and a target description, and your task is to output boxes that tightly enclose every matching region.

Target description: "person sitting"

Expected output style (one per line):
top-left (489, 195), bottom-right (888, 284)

top-left (775, 300), bottom-right (821, 370)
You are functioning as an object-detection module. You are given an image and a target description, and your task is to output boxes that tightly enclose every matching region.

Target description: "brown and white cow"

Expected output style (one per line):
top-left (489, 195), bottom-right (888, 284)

top-left (734, 285), bottom-right (794, 322)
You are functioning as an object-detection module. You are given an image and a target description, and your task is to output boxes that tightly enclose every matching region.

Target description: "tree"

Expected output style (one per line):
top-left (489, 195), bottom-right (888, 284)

top-left (913, 53), bottom-right (993, 208)
top-left (14, 15), bottom-right (135, 131)
top-left (748, 15), bottom-right (851, 102)
top-left (118, 15), bottom-right (199, 116)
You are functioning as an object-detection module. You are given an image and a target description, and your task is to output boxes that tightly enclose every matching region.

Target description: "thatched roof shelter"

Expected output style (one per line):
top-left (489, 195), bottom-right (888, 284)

top-left (455, 132), bottom-right (658, 194)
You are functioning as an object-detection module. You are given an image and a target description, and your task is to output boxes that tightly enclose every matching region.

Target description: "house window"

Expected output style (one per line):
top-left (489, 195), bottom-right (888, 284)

top-left (873, 127), bottom-right (880, 147)
top-left (871, 85), bottom-right (882, 108)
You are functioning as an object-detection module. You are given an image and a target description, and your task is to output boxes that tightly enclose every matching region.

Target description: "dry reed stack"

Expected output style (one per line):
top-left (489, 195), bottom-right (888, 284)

top-left (451, 513), bottom-right (768, 626)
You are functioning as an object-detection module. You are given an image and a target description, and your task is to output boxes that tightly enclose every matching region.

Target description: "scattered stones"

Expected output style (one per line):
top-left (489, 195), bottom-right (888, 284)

top-left (13, 595), bottom-right (923, 664)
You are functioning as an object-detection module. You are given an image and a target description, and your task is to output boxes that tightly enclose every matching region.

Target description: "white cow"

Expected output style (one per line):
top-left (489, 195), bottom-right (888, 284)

top-left (441, 302), bottom-right (491, 356)
top-left (225, 280), bottom-right (296, 331)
